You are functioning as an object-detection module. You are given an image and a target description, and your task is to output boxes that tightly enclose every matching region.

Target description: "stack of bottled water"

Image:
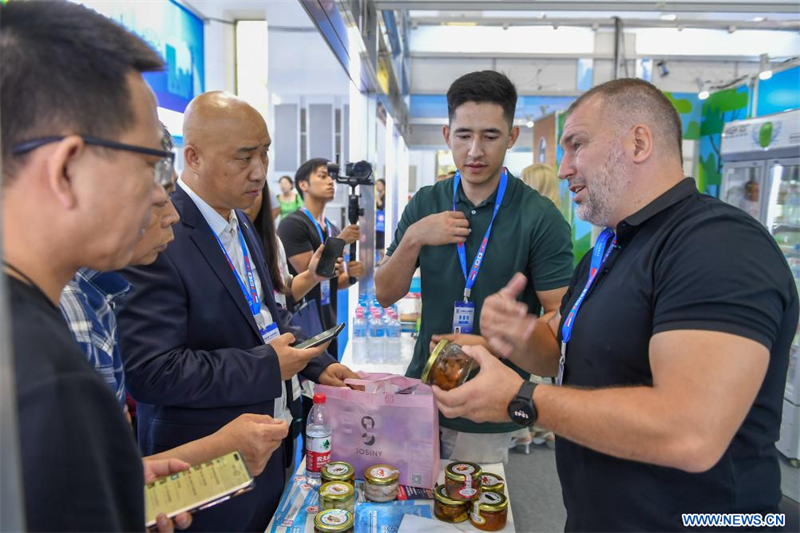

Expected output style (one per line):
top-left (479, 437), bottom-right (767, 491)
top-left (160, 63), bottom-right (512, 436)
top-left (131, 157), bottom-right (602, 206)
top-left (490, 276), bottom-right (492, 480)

top-left (351, 295), bottom-right (404, 364)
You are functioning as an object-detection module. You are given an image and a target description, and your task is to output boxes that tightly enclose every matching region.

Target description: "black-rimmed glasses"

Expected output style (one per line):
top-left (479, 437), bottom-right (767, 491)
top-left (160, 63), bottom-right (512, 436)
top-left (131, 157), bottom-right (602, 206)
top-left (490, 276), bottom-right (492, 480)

top-left (11, 135), bottom-right (175, 188)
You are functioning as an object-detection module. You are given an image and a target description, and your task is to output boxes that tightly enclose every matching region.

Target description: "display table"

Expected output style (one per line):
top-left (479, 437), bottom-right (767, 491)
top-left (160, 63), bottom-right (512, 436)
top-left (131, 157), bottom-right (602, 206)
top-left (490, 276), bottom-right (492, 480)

top-left (266, 458), bottom-right (516, 532)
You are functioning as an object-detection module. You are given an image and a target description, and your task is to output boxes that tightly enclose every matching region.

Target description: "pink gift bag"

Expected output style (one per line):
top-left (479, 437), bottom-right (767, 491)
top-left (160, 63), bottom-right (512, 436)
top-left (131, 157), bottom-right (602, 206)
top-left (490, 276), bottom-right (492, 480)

top-left (315, 372), bottom-right (440, 489)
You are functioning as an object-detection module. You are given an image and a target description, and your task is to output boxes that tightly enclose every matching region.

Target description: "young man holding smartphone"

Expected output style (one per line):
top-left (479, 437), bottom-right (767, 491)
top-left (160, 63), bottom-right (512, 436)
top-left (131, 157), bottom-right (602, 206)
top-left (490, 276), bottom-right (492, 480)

top-left (278, 158), bottom-right (366, 357)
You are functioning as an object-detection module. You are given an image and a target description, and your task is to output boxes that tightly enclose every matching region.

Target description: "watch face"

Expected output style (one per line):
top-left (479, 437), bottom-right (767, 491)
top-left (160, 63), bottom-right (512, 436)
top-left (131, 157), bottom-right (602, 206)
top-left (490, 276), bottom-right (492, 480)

top-left (509, 398), bottom-right (535, 427)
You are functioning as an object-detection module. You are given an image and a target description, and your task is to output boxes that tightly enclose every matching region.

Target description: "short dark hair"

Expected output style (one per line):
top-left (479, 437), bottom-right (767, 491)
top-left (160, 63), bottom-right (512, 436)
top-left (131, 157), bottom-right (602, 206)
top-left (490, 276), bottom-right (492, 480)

top-left (447, 71), bottom-right (517, 128)
top-left (1, 1), bottom-right (165, 181)
top-left (294, 158), bottom-right (329, 199)
top-left (279, 175), bottom-right (294, 186)
top-left (160, 123), bottom-right (174, 152)
top-left (565, 78), bottom-right (683, 161)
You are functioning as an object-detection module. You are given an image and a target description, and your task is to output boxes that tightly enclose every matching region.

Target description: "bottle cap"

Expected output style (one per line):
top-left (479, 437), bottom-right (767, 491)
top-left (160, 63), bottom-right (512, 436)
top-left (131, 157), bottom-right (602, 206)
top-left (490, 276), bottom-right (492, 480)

top-left (313, 393), bottom-right (327, 404)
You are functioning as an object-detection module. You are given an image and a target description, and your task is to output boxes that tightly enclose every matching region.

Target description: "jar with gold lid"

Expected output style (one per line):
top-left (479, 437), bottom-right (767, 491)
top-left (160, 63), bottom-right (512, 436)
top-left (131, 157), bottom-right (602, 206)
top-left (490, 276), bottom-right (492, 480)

top-left (433, 484), bottom-right (469, 523)
top-left (480, 472), bottom-right (505, 495)
top-left (363, 464), bottom-right (400, 502)
top-left (469, 491), bottom-right (509, 531)
top-left (444, 462), bottom-right (482, 501)
top-left (314, 509), bottom-right (354, 533)
top-left (321, 462), bottom-right (355, 486)
top-left (421, 340), bottom-right (475, 391)
top-left (319, 482), bottom-right (355, 513)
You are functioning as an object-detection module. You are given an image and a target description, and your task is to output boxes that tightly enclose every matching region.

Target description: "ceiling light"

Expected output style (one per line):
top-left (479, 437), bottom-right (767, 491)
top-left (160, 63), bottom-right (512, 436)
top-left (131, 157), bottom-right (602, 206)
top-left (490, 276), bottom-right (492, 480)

top-left (759, 70), bottom-right (773, 81)
top-left (698, 90), bottom-right (710, 100)
top-left (660, 14), bottom-right (677, 21)
top-left (752, 16), bottom-right (766, 22)
top-left (526, 120), bottom-right (534, 128)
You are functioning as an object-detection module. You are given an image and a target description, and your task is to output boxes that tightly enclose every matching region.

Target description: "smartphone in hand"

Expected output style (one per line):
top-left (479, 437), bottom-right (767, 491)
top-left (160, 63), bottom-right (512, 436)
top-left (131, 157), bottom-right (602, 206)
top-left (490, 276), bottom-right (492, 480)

top-left (315, 237), bottom-right (346, 278)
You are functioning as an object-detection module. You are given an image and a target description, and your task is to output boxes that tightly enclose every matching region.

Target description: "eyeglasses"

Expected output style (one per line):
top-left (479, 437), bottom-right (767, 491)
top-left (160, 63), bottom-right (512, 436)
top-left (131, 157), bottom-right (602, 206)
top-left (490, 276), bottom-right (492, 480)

top-left (11, 135), bottom-right (175, 188)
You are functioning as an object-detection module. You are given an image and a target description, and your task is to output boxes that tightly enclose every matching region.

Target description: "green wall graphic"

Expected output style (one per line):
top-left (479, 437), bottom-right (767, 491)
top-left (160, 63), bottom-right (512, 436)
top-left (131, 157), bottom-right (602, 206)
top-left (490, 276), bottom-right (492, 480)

top-left (697, 86), bottom-right (751, 194)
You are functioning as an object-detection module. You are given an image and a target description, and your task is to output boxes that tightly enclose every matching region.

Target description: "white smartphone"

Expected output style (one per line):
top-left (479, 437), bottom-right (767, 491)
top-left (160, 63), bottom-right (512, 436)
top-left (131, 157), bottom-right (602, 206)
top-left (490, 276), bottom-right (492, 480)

top-left (144, 450), bottom-right (254, 528)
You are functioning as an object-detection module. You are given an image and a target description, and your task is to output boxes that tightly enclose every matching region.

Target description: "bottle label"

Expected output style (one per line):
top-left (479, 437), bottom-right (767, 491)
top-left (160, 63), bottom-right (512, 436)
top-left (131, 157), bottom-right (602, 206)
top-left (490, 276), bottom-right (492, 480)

top-left (306, 435), bottom-right (332, 472)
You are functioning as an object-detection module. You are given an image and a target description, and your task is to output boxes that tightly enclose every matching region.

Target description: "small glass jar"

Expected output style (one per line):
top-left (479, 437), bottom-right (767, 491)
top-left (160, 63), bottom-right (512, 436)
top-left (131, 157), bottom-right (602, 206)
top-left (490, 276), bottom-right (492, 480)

top-left (480, 472), bottom-right (505, 495)
top-left (314, 509), bottom-right (354, 533)
top-left (363, 464), bottom-right (400, 502)
top-left (444, 462), bottom-right (482, 501)
top-left (321, 462), bottom-right (355, 486)
top-left (433, 484), bottom-right (469, 523)
top-left (469, 491), bottom-right (509, 531)
top-left (319, 482), bottom-right (355, 513)
top-left (421, 340), bottom-right (475, 391)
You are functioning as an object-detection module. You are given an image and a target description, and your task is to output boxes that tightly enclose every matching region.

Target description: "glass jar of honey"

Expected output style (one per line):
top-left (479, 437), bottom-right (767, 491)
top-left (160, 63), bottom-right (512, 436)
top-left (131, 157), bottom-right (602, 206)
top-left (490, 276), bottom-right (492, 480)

top-left (444, 462), bottom-right (482, 501)
top-left (421, 340), bottom-right (475, 391)
top-left (469, 491), bottom-right (509, 531)
top-left (480, 472), bottom-right (505, 495)
top-left (433, 484), bottom-right (469, 523)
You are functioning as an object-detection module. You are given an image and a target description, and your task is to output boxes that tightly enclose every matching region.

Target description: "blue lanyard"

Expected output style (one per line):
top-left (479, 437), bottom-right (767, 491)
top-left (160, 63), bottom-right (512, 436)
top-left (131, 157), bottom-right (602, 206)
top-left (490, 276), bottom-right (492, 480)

top-left (453, 167), bottom-right (508, 302)
top-left (301, 207), bottom-right (332, 243)
top-left (561, 228), bottom-right (616, 344)
top-left (213, 225), bottom-right (261, 318)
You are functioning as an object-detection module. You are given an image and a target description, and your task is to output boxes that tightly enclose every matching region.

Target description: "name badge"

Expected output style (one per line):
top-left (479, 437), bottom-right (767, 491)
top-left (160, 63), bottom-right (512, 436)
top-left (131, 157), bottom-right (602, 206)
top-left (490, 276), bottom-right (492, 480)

top-left (320, 279), bottom-right (331, 306)
top-left (262, 322), bottom-right (281, 344)
top-left (452, 301), bottom-right (475, 334)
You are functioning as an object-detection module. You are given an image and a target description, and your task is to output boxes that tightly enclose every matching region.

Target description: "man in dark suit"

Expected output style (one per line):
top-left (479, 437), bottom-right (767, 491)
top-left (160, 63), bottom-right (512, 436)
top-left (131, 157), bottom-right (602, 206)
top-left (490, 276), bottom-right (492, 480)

top-left (116, 91), bottom-right (358, 532)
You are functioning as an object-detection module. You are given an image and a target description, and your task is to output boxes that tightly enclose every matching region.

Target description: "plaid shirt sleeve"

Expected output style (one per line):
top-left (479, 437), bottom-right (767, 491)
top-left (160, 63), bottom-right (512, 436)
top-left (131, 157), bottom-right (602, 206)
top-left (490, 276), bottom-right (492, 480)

top-left (59, 278), bottom-right (126, 407)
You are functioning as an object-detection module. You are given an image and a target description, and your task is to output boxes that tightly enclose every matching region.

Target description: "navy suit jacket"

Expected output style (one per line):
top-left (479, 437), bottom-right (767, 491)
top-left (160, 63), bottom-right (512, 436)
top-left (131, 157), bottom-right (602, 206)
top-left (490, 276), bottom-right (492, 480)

top-left (116, 185), bottom-right (336, 532)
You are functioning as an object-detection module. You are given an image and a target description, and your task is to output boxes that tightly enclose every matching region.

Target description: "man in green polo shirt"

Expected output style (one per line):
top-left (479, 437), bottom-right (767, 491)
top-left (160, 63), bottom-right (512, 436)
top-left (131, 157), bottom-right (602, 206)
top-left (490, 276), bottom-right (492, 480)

top-left (375, 70), bottom-right (573, 463)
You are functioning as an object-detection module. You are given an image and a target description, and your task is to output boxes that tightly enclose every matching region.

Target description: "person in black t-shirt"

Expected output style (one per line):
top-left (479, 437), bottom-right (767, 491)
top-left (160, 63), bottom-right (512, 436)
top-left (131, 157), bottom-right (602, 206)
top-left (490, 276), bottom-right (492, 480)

top-left (434, 78), bottom-right (799, 531)
top-left (1, 2), bottom-right (192, 531)
top-left (278, 158), bottom-right (366, 357)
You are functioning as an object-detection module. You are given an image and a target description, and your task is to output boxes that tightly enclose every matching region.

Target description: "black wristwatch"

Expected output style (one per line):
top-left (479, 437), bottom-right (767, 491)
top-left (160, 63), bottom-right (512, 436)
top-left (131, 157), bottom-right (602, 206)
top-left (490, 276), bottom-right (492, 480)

top-left (507, 381), bottom-right (538, 427)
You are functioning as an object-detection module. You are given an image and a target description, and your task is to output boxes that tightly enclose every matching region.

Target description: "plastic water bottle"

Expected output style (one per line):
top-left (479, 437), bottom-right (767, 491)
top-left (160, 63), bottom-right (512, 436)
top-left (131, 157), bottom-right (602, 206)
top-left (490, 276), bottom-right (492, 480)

top-left (305, 393), bottom-right (332, 488)
top-left (385, 311), bottom-right (402, 363)
top-left (352, 309), bottom-right (368, 364)
top-left (368, 311), bottom-right (386, 363)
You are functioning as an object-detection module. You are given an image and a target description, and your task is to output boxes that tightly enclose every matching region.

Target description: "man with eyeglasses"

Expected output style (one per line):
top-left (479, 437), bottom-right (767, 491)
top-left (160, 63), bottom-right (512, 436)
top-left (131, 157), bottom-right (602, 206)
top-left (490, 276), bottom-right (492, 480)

top-left (1, 2), bottom-right (191, 531)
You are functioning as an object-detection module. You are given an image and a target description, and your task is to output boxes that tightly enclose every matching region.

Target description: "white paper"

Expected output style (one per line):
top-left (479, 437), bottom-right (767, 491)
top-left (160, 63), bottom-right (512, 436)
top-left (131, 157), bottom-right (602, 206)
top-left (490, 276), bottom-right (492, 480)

top-left (398, 515), bottom-right (461, 533)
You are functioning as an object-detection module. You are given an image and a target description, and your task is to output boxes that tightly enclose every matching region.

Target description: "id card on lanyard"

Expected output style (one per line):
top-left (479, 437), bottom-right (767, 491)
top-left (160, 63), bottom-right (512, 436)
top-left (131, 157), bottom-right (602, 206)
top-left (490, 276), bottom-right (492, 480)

top-left (557, 228), bottom-right (616, 385)
top-left (213, 227), bottom-right (276, 344)
top-left (301, 207), bottom-right (333, 306)
top-left (451, 168), bottom-right (508, 334)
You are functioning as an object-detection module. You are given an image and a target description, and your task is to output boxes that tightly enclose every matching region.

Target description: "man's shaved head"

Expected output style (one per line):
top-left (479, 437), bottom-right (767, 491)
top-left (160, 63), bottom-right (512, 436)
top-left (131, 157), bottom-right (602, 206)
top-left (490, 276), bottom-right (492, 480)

top-left (181, 91), bottom-right (271, 217)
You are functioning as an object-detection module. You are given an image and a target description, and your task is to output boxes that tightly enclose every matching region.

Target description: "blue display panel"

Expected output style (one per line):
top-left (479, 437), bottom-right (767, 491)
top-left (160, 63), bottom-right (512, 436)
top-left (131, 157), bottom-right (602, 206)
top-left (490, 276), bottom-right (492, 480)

top-left (77, 0), bottom-right (204, 113)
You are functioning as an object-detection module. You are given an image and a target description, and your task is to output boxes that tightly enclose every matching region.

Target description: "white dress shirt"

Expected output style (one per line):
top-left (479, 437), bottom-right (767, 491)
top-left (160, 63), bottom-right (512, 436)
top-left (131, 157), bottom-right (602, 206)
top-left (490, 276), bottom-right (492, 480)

top-left (178, 179), bottom-right (291, 425)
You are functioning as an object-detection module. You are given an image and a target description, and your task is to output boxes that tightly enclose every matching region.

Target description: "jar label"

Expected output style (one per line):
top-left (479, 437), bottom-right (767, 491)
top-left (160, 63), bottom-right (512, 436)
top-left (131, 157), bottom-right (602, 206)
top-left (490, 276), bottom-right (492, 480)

top-left (323, 483), bottom-right (349, 496)
top-left (459, 487), bottom-right (478, 498)
top-left (480, 492), bottom-right (502, 504)
top-left (327, 464), bottom-right (350, 476)
top-left (369, 466), bottom-right (396, 479)
top-left (471, 502), bottom-right (485, 525)
top-left (481, 474), bottom-right (500, 486)
top-left (452, 463), bottom-right (475, 475)
top-left (320, 510), bottom-right (349, 525)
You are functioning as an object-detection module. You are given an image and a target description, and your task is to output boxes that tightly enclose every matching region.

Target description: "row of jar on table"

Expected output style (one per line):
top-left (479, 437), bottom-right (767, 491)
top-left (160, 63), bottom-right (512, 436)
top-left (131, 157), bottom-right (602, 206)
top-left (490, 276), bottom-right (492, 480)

top-left (313, 460), bottom-right (510, 533)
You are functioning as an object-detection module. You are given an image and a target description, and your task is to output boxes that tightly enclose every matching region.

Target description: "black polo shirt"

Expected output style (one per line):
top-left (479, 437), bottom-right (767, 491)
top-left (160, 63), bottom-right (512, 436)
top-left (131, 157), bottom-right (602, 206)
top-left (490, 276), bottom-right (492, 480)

top-left (555, 178), bottom-right (799, 532)
top-left (388, 174), bottom-right (573, 433)
top-left (278, 210), bottom-right (341, 354)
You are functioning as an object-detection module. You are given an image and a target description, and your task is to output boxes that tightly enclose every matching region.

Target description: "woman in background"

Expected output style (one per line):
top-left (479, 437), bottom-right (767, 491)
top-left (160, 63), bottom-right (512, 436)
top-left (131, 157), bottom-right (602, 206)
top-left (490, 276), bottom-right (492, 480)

top-left (520, 163), bottom-right (560, 208)
top-left (275, 175), bottom-right (304, 222)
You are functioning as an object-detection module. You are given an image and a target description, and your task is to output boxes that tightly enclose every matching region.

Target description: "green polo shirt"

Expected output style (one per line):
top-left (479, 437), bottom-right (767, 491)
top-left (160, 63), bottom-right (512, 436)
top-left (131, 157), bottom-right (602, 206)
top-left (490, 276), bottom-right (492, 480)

top-left (387, 174), bottom-right (573, 433)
